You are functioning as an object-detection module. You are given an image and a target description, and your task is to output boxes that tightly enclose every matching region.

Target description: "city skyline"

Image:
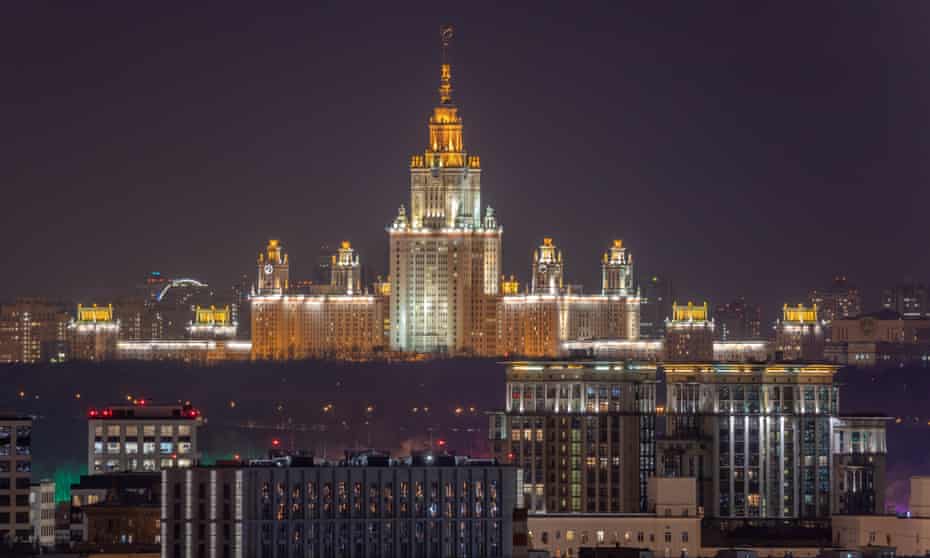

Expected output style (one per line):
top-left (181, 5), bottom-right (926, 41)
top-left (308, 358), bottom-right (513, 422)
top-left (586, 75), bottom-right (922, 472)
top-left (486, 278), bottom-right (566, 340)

top-left (3, 3), bottom-right (928, 316)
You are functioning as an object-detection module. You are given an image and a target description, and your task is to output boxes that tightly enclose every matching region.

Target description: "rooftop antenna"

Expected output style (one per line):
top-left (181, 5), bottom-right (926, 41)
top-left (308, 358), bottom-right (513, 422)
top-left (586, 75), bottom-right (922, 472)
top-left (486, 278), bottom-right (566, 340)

top-left (439, 25), bottom-right (454, 104)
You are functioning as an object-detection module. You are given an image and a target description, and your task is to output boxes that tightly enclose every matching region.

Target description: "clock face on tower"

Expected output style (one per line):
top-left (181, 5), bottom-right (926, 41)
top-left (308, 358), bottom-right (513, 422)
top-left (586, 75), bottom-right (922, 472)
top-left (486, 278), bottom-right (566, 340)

top-left (264, 264), bottom-right (274, 275)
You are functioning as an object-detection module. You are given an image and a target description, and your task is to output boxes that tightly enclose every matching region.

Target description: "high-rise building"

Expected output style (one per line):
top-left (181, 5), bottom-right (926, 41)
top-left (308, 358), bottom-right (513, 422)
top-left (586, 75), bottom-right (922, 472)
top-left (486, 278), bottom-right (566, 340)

top-left (809, 276), bottom-right (861, 322)
top-left (498, 240), bottom-right (640, 358)
top-left (660, 362), bottom-right (887, 520)
top-left (713, 298), bottom-right (762, 340)
top-left (67, 303), bottom-right (119, 361)
top-left (87, 401), bottom-right (204, 475)
top-left (662, 362), bottom-right (838, 519)
top-left (256, 239), bottom-right (289, 295)
top-left (639, 275), bottom-right (674, 339)
top-left (882, 279), bottom-right (928, 318)
top-left (774, 304), bottom-right (825, 361)
top-left (601, 240), bottom-right (634, 296)
top-left (532, 238), bottom-right (564, 295)
top-left (488, 361), bottom-right (657, 513)
top-left (664, 302), bottom-right (714, 362)
top-left (331, 241), bottom-right (361, 295)
top-left (0, 415), bottom-right (33, 545)
top-left (251, 240), bottom-right (388, 360)
top-left (388, 26), bottom-right (502, 354)
top-left (0, 299), bottom-right (69, 364)
top-left (160, 451), bottom-right (518, 558)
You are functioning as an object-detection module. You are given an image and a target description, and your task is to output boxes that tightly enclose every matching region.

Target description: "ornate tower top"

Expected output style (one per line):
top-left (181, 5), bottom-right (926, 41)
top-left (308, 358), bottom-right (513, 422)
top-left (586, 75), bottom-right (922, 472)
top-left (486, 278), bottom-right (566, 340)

top-left (439, 25), bottom-right (454, 105)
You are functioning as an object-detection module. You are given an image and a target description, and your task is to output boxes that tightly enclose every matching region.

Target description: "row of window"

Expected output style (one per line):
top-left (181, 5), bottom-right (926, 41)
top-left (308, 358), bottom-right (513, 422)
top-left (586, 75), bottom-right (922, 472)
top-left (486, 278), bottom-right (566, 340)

top-left (93, 441), bottom-right (193, 455)
top-left (93, 424), bottom-right (193, 437)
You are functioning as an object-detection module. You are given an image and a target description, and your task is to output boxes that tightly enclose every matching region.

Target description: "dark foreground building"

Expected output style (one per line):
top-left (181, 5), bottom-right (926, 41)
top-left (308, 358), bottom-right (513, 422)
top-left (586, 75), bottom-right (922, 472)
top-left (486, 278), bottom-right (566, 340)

top-left (161, 452), bottom-right (517, 558)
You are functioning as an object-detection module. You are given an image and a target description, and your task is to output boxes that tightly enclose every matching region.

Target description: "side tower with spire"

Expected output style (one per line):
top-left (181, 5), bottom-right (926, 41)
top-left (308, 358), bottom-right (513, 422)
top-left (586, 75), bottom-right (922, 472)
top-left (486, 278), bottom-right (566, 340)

top-left (388, 26), bottom-right (502, 354)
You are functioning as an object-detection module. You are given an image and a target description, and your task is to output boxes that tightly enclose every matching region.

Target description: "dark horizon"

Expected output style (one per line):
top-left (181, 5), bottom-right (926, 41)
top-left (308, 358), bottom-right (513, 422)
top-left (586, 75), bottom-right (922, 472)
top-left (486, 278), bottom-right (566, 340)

top-left (3, 3), bottom-right (928, 324)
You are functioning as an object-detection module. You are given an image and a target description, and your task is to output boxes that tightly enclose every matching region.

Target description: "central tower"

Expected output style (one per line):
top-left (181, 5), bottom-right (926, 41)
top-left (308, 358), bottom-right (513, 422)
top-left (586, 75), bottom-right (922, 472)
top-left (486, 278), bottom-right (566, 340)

top-left (388, 26), bottom-right (502, 354)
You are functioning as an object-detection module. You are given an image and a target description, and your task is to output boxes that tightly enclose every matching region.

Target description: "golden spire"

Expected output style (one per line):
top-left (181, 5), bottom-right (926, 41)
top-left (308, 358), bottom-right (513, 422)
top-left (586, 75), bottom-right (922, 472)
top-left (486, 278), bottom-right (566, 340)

top-left (439, 25), bottom-right (454, 105)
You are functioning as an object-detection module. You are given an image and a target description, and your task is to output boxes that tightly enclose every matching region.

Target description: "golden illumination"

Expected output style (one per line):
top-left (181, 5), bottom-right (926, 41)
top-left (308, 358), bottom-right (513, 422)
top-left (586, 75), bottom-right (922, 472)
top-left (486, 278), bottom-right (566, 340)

top-left (672, 301), bottom-right (708, 322)
top-left (783, 303), bottom-right (818, 323)
top-left (76, 304), bottom-right (114, 323)
top-left (195, 305), bottom-right (230, 326)
top-left (501, 275), bottom-right (520, 295)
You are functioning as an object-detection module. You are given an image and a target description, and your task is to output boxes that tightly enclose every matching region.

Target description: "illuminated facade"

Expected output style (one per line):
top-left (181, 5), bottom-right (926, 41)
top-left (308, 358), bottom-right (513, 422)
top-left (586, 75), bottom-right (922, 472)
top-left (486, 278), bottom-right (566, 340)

top-left (0, 299), bottom-right (69, 363)
top-left (330, 241), bottom-right (361, 295)
top-left (489, 361), bottom-right (657, 513)
top-left (601, 240), bottom-right (634, 296)
top-left (532, 238), bottom-right (563, 295)
top-left (67, 304), bottom-right (119, 361)
top-left (87, 401), bottom-right (203, 475)
top-left (187, 305), bottom-right (237, 339)
top-left (498, 240), bottom-right (640, 358)
top-left (661, 362), bottom-right (844, 519)
top-left (775, 304), bottom-right (825, 361)
top-left (663, 302), bottom-right (714, 362)
top-left (388, 27), bottom-right (502, 354)
top-left (116, 340), bottom-right (252, 364)
top-left (256, 239), bottom-right (289, 295)
top-left (251, 241), bottom-right (387, 360)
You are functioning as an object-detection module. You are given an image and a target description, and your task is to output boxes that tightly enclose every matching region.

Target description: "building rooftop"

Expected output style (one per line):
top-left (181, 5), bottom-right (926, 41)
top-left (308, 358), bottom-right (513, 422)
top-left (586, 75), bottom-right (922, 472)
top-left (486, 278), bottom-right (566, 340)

top-left (208, 450), bottom-right (503, 469)
top-left (87, 401), bottom-right (202, 420)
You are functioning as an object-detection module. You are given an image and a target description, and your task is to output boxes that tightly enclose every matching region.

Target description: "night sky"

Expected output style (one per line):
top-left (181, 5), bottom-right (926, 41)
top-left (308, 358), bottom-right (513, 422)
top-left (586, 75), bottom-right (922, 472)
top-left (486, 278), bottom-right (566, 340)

top-left (3, 3), bottom-right (928, 322)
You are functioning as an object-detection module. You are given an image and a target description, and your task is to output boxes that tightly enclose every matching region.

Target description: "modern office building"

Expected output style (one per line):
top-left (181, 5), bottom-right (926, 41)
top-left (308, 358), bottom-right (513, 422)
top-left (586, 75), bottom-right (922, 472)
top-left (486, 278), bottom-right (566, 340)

top-left (0, 298), bottom-right (69, 364)
top-left (713, 298), bottom-right (762, 341)
top-left (882, 279), bottom-right (928, 318)
top-left (489, 361), bottom-right (657, 514)
top-left (809, 276), bottom-right (861, 323)
top-left (0, 415), bottom-right (33, 546)
top-left (388, 26), bottom-right (502, 354)
top-left (160, 451), bottom-right (517, 558)
top-left (498, 240), bottom-right (641, 358)
top-left (774, 304), bottom-right (825, 361)
top-left (250, 240), bottom-right (388, 360)
top-left (663, 302), bottom-right (714, 362)
top-left (67, 303), bottom-right (119, 361)
top-left (87, 401), bottom-right (204, 475)
top-left (658, 361), bottom-right (885, 520)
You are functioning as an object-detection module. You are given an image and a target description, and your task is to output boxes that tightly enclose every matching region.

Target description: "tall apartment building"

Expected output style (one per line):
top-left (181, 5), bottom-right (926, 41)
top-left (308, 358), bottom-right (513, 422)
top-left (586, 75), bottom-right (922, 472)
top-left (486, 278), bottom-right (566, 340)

top-left (498, 239), bottom-right (640, 358)
top-left (488, 361), bottom-right (657, 514)
top-left (775, 304), bottom-right (825, 361)
top-left (713, 298), bottom-right (762, 340)
top-left (160, 452), bottom-right (517, 558)
top-left (67, 303), bottom-right (119, 361)
top-left (251, 240), bottom-right (388, 360)
top-left (664, 302), bottom-right (714, 362)
top-left (388, 26), bottom-right (502, 354)
top-left (187, 305), bottom-right (237, 339)
top-left (882, 279), bottom-right (928, 318)
top-left (0, 415), bottom-right (33, 546)
top-left (0, 299), bottom-right (69, 363)
top-left (809, 275), bottom-right (861, 322)
top-left (87, 401), bottom-right (204, 475)
top-left (659, 361), bottom-right (887, 520)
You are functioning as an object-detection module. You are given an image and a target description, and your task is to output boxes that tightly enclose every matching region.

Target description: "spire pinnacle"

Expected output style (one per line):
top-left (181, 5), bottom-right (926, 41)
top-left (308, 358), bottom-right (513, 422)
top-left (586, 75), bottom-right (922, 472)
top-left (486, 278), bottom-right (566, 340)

top-left (439, 25), bottom-right (454, 104)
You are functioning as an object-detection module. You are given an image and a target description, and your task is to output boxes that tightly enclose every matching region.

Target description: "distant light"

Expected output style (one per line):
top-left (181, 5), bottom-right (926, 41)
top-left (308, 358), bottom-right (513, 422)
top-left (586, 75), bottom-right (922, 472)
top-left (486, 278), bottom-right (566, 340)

top-left (271, 438), bottom-right (281, 448)
top-left (437, 439), bottom-right (447, 447)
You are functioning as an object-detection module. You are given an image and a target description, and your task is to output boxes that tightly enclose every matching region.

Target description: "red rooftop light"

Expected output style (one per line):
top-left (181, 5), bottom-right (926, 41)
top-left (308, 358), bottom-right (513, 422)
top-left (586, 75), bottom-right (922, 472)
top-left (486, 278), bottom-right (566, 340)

top-left (271, 438), bottom-right (281, 448)
top-left (88, 409), bottom-right (98, 417)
